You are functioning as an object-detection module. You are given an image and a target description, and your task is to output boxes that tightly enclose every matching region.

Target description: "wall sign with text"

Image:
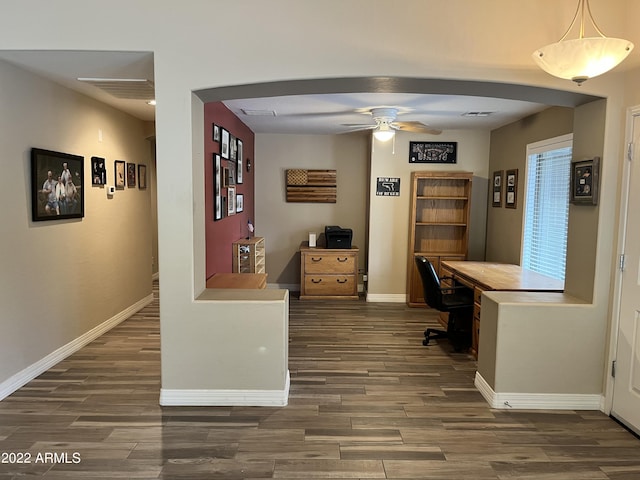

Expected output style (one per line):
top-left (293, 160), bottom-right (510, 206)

top-left (409, 141), bottom-right (457, 163)
top-left (376, 177), bottom-right (400, 196)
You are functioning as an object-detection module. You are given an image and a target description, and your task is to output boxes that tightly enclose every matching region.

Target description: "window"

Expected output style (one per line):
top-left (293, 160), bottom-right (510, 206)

top-left (522, 134), bottom-right (573, 281)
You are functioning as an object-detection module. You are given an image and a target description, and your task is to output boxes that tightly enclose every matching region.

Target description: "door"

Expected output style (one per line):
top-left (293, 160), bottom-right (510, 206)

top-left (612, 111), bottom-right (640, 434)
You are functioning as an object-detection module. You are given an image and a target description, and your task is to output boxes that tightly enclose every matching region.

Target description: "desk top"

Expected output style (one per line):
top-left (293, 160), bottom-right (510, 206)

top-left (441, 261), bottom-right (564, 292)
top-left (206, 273), bottom-right (267, 290)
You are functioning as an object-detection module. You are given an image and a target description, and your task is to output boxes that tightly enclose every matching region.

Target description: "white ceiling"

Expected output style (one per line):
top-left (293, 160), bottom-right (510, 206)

top-left (0, 49), bottom-right (609, 134)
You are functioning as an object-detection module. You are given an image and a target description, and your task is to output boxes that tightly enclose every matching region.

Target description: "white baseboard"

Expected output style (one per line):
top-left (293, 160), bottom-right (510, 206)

top-left (0, 293), bottom-right (154, 402)
top-left (474, 372), bottom-right (602, 410)
top-left (366, 293), bottom-right (407, 303)
top-left (160, 370), bottom-right (290, 407)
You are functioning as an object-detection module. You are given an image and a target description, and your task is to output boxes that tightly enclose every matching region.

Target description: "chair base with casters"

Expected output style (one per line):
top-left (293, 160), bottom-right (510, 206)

top-left (423, 306), bottom-right (473, 352)
top-left (414, 256), bottom-right (474, 352)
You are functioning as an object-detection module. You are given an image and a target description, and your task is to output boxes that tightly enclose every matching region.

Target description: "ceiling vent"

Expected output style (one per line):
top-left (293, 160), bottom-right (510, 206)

top-left (76, 78), bottom-right (155, 100)
top-left (241, 109), bottom-right (277, 116)
top-left (462, 111), bottom-right (495, 117)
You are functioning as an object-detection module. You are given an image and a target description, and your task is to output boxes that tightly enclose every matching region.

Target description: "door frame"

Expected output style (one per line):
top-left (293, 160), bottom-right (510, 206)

top-left (603, 105), bottom-right (640, 415)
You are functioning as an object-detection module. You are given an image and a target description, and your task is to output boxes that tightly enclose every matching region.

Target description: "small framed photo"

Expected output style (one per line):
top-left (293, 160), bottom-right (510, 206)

top-left (221, 128), bottom-right (230, 159)
top-left (571, 157), bottom-right (600, 205)
top-left (127, 162), bottom-right (136, 187)
top-left (505, 169), bottom-right (518, 209)
top-left (115, 160), bottom-right (126, 189)
top-left (236, 139), bottom-right (244, 184)
top-left (91, 156), bottom-right (107, 185)
top-left (138, 164), bottom-right (147, 189)
top-left (236, 193), bottom-right (244, 213)
top-left (31, 148), bottom-right (84, 221)
top-left (212, 123), bottom-right (221, 143)
top-left (227, 185), bottom-right (236, 215)
top-left (492, 170), bottom-right (502, 207)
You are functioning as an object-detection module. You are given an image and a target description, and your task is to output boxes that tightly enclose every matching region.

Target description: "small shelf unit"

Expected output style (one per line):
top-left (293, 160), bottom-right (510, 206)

top-left (232, 236), bottom-right (266, 274)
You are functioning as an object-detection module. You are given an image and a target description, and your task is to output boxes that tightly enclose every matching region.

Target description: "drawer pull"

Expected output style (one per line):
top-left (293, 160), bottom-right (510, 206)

top-left (311, 278), bottom-right (323, 283)
top-left (337, 257), bottom-right (348, 262)
top-left (336, 278), bottom-right (348, 284)
top-left (311, 257), bottom-right (323, 262)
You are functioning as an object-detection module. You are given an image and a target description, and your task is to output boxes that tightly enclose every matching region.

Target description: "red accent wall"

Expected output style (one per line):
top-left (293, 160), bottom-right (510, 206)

top-left (204, 102), bottom-right (255, 279)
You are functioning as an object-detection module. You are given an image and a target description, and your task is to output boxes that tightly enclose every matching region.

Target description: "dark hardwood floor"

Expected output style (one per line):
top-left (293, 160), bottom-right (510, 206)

top-left (1, 283), bottom-right (639, 479)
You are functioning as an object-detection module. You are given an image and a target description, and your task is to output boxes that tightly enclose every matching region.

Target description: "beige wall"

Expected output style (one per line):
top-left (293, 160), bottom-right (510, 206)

top-left (486, 107), bottom-right (574, 264)
top-left (1, 0), bottom-right (635, 404)
top-left (0, 59), bottom-right (154, 393)
top-left (255, 133), bottom-right (370, 287)
top-left (477, 99), bottom-right (613, 401)
top-left (367, 129), bottom-right (491, 301)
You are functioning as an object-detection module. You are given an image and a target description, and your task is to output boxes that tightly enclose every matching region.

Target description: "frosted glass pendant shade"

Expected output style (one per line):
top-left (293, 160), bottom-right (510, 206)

top-left (373, 128), bottom-right (395, 142)
top-left (533, 36), bottom-right (633, 84)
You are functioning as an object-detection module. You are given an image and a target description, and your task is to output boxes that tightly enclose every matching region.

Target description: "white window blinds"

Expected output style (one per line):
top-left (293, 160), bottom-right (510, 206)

top-left (522, 134), bottom-right (573, 281)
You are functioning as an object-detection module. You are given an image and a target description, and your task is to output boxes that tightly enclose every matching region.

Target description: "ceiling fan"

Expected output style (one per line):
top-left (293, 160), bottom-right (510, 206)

top-left (344, 107), bottom-right (442, 141)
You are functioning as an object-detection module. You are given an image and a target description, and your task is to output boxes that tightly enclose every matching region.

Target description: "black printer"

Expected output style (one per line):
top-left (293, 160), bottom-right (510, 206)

top-left (325, 226), bottom-right (353, 249)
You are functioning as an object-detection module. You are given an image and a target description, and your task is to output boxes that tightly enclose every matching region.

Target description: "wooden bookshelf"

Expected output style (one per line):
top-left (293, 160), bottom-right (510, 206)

top-left (407, 172), bottom-right (473, 306)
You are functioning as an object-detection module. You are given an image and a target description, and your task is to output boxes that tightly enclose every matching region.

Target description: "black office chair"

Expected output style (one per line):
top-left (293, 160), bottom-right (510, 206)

top-left (415, 256), bottom-right (474, 351)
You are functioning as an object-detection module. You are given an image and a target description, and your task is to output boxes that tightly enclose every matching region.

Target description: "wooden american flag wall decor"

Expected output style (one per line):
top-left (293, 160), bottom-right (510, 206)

top-left (286, 169), bottom-right (337, 203)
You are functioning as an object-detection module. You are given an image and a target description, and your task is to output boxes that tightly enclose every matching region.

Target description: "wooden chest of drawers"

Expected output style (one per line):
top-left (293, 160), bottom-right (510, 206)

top-left (299, 242), bottom-right (359, 300)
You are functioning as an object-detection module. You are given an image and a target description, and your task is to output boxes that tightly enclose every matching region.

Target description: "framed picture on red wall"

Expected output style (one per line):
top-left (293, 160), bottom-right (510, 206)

top-left (227, 186), bottom-right (236, 216)
top-left (221, 128), bottom-right (230, 159)
top-left (237, 139), bottom-right (243, 184)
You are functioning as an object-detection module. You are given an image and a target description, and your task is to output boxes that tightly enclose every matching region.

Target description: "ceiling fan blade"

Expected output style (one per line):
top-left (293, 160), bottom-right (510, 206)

top-left (393, 121), bottom-right (442, 135)
top-left (341, 123), bottom-right (376, 128)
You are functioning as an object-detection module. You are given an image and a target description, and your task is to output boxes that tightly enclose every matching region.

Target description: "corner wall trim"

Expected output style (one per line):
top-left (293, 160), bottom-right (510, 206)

top-left (474, 372), bottom-right (602, 411)
top-left (0, 293), bottom-right (154, 402)
top-left (160, 370), bottom-right (290, 407)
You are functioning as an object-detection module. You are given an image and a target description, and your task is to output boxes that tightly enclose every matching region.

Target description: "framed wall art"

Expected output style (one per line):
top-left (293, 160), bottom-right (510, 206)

top-left (505, 169), bottom-right (518, 209)
top-left (138, 164), bottom-right (147, 189)
top-left (214, 154), bottom-right (222, 220)
top-left (115, 160), bottom-right (126, 188)
top-left (91, 156), bottom-right (107, 185)
top-left (230, 135), bottom-right (237, 162)
top-left (127, 162), bottom-right (136, 187)
top-left (571, 156), bottom-right (600, 205)
top-left (236, 139), bottom-right (243, 184)
top-left (227, 185), bottom-right (236, 216)
top-left (31, 147), bottom-right (84, 222)
top-left (409, 141), bottom-right (457, 164)
top-left (221, 128), bottom-right (230, 159)
top-left (212, 123), bottom-right (221, 143)
top-left (236, 193), bottom-right (244, 213)
top-left (492, 170), bottom-right (503, 207)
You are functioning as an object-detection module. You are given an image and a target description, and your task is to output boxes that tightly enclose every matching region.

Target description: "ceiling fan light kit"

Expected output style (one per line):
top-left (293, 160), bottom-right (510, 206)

top-left (532, 0), bottom-right (633, 85)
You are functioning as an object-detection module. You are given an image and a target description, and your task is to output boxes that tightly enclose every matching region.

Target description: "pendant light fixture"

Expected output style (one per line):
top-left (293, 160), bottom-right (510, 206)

top-left (532, 0), bottom-right (633, 85)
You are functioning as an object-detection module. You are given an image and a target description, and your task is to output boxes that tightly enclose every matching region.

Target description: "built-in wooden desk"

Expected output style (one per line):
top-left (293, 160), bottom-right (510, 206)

top-left (440, 261), bottom-right (564, 357)
top-left (206, 273), bottom-right (267, 290)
